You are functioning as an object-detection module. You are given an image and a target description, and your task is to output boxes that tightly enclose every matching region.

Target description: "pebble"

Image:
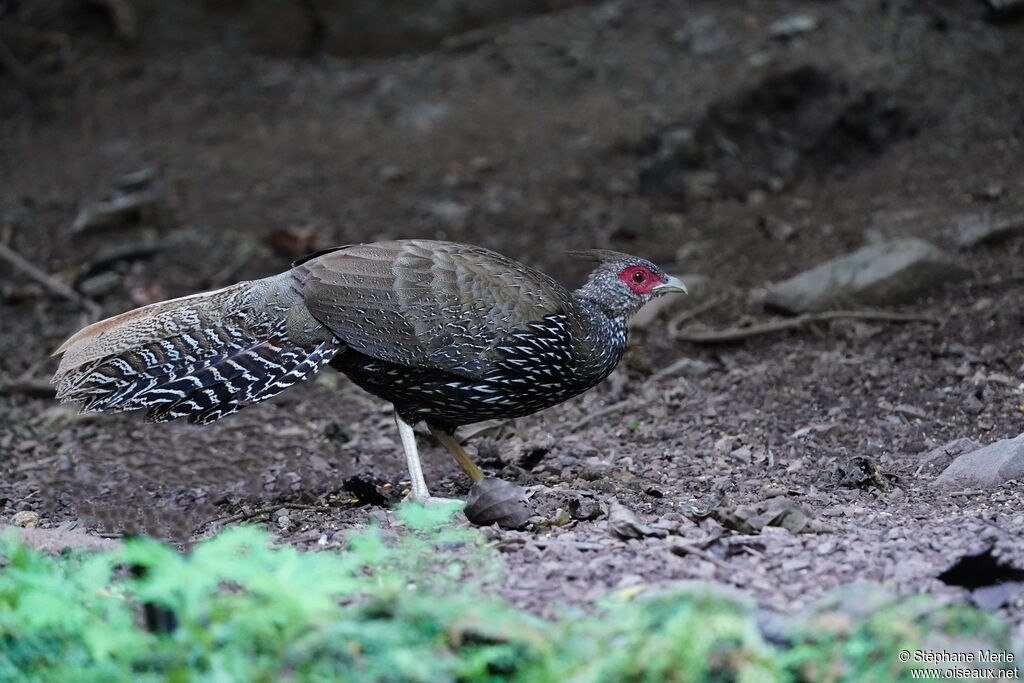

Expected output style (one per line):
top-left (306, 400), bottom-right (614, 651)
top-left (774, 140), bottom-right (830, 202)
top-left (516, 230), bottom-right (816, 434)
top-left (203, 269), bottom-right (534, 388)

top-left (769, 14), bottom-right (819, 39)
top-left (12, 511), bottom-right (39, 528)
top-left (730, 446), bottom-right (753, 463)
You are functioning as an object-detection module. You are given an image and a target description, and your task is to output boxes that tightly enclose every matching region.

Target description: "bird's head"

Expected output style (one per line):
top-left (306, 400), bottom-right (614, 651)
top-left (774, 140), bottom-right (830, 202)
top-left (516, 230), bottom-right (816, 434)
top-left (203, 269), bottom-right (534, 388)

top-left (569, 249), bottom-right (687, 319)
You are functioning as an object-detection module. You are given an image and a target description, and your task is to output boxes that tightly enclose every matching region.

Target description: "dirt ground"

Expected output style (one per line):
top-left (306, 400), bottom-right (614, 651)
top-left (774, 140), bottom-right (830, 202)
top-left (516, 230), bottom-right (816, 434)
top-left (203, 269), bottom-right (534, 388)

top-left (3, 0), bottom-right (1024, 626)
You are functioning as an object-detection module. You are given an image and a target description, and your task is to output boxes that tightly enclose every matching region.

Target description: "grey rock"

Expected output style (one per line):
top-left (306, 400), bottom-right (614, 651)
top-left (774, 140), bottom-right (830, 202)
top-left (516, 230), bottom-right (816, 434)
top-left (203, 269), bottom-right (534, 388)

top-left (953, 213), bottom-right (1024, 250)
top-left (934, 433), bottom-right (1024, 488)
top-left (764, 239), bottom-right (969, 314)
top-left (919, 437), bottom-right (981, 474)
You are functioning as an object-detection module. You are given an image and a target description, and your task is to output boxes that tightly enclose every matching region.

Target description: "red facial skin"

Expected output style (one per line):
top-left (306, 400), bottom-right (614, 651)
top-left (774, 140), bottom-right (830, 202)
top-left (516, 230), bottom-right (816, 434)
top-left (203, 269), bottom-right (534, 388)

top-left (618, 265), bottom-right (665, 295)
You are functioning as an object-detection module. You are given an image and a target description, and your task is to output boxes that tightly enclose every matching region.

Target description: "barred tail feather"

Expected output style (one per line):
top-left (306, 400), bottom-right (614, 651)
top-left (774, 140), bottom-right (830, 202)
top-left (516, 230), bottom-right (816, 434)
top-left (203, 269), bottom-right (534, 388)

top-left (52, 279), bottom-right (337, 424)
top-left (142, 334), bottom-right (337, 424)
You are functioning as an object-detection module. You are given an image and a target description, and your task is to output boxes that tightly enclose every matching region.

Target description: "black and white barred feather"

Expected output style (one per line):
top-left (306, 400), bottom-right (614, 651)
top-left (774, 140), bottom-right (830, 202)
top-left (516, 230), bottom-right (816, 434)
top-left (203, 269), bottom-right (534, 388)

top-left (53, 279), bottom-right (337, 425)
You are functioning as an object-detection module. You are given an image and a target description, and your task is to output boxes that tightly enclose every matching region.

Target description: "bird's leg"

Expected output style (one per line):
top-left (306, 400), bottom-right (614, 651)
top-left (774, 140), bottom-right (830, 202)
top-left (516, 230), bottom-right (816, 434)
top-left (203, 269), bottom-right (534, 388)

top-left (428, 425), bottom-right (485, 482)
top-left (394, 411), bottom-right (462, 506)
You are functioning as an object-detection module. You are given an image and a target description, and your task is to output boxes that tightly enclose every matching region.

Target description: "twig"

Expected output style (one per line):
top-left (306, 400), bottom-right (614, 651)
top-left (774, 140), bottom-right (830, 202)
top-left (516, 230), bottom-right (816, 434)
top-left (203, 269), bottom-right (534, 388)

top-left (194, 502), bottom-right (338, 538)
top-left (670, 540), bottom-right (761, 581)
top-left (674, 310), bottom-right (941, 345)
top-left (667, 294), bottom-right (727, 337)
top-left (568, 399), bottom-right (634, 432)
top-left (0, 243), bottom-right (102, 317)
top-left (0, 378), bottom-right (54, 397)
top-left (648, 356), bottom-right (710, 383)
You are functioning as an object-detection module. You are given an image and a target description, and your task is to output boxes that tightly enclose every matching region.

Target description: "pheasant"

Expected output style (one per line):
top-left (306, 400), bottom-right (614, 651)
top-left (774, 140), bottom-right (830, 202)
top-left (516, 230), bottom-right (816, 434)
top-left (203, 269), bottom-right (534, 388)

top-left (52, 240), bottom-right (686, 503)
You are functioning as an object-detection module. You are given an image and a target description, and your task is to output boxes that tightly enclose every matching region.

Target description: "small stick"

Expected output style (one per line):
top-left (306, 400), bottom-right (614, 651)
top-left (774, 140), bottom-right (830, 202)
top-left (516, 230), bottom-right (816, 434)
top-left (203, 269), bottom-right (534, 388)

top-left (568, 399), bottom-right (633, 432)
top-left (945, 489), bottom-right (988, 497)
top-left (0, 378), bottom-right (54, 397)
top-left (0, 243), bottom-right (102, 317)
top-left (648, 356), bottom-right (710, 383)
top-left (674, 310), bottom-right (941, 344)
top-left (972, 274), bottom-right (1024, 288)
top-left (667, 294), bottom-right (727, 337)
top-left (670, 540), bottom-right (762, 582)
top-left (194, 502), bottom-right (337, 538)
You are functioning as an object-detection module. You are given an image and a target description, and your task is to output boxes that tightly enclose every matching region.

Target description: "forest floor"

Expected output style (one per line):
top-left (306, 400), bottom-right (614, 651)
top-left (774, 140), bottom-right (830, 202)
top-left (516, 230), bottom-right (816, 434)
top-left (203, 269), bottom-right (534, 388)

top-left (2, 0), bottom-right (1024, 626)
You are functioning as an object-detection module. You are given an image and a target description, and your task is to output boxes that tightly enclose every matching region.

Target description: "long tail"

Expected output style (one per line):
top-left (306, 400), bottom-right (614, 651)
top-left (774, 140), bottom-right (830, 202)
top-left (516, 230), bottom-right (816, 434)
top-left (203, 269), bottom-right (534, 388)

top-left (52, 279), bottom-right (337, 425)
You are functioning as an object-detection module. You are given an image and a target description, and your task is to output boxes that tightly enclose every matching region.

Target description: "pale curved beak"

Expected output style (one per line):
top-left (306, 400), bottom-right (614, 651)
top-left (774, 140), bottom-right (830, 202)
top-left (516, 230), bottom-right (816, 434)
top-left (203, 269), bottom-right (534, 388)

top-left (652, 275), bottom-right (688, 295)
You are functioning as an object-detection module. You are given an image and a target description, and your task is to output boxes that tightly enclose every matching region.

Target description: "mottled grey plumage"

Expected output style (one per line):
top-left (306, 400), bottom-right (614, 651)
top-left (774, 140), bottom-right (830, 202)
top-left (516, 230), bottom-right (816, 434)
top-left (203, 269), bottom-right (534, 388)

top-left (52, 239), bottom-right (685, 500)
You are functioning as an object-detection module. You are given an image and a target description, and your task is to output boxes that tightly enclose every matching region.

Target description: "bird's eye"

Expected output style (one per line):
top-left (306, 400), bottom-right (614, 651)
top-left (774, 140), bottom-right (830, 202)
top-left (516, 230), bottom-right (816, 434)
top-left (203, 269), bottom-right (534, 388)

top-left (631, 270), bottom-right (646, 284)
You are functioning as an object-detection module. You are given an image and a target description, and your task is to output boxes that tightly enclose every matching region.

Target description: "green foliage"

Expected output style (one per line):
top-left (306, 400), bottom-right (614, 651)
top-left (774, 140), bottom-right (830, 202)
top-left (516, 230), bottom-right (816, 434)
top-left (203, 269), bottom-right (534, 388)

top-left (0, 514), bottom-right (1014, 683)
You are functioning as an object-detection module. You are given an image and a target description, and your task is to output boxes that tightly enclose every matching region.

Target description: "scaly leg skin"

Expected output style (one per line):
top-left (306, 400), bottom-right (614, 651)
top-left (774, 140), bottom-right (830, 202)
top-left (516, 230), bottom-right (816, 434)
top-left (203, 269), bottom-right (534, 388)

top-left (394, 411), bottom-right (463, 506)
top-left (428, 425), bottom-right (485, 482)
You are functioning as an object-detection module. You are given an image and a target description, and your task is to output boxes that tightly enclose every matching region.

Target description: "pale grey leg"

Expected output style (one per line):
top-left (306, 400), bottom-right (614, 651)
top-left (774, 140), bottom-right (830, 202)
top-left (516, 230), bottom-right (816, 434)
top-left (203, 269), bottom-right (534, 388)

top-left (394, 411), bottom-right (462, 506)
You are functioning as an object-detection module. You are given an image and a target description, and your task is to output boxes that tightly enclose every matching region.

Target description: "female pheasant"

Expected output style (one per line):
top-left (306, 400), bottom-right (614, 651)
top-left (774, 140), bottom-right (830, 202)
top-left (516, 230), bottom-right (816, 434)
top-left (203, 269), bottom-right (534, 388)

top-left (52, 240), bottom-right (686, 502)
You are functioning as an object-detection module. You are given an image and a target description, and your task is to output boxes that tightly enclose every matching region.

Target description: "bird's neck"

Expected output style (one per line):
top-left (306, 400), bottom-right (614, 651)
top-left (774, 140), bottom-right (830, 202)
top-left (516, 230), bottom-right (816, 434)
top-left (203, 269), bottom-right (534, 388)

top-left (571, 291), bottom-right (630, 371)
top-left (573, 281), bottom-right (639, 324)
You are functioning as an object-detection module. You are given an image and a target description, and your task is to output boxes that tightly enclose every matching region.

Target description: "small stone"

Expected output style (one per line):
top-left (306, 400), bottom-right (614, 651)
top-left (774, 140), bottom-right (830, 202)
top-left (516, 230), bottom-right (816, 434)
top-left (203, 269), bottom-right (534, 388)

top-left (730, 446), bottom-right (753, 463)
top-left (608, 499), bottom-right (667, 540)
top-left (714, 435), bottom-right (738, 456)
top-left (579, 463), bottom-right (611, 481)
top-left (568, 496), bottom-right (602, 521)
top-left (769, 14), bottom-right (819, 39)
top-left (77, 271), bottom-right (122, 298)
top-left (962, 396), bottom-right (985, 415)
top-left (12, 511), bottom-right (39, 528)
top-left (467, 156), bottom-right (496, 174)
top-left (379, 165), bottom-right (406, 182)
top-left (71, 190), bottom-right (159, 234)
top-left (674, 14), bottom-right (729, 56)
top-left (758, 215), bottom-right (797, 241)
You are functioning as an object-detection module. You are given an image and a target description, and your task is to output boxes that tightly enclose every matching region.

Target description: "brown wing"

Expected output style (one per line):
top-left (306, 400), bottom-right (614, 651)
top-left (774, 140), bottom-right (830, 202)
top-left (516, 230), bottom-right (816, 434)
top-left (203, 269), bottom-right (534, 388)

top-left (290, 240), bottom-right (578, 377)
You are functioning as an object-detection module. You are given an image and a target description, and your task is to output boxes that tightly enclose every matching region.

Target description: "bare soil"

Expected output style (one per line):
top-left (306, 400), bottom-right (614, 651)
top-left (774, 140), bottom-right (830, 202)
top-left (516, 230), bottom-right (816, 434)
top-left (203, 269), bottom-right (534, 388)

top-left (3, 0), bottom-right (1024, 623)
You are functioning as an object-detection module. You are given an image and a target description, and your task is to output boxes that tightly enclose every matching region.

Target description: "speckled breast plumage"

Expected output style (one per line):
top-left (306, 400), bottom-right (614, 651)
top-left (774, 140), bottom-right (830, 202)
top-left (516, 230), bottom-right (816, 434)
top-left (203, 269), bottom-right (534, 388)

top-left (331, 308), bottom-right (628, 428)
